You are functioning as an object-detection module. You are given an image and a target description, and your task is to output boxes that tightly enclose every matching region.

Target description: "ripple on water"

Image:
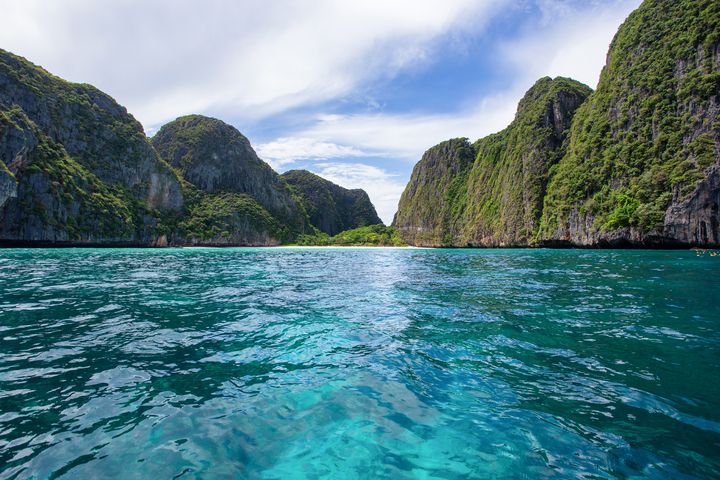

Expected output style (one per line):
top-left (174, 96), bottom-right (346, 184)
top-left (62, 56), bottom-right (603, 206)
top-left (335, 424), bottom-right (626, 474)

top-left (0, 248), bottom-right (718, 479)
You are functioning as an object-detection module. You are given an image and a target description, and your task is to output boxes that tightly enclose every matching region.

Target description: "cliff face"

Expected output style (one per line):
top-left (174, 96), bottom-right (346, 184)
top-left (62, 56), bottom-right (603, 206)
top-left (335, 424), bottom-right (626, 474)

top-left (0, 52), bottom-right (385, 247)
top-left (152, 116), bottom-right (302, 221)
top-left (392, 138), bottom-right (477, 246)
top-left (152, 115), bottom-right (309, 245)
top-left (0, 49), bottom-right (183, 244)
top-left (395, 0), bottom-right (719, 248)
top-left (0, 52), bottom-right (308, 247)
top-left (0, 164), bottom-right (16, 210)
top-left (538, 0), bottom-right (720, 247)
top-left (394, 78), bottom-right (591, 246)
top-left (281, 169), bottom-right (382, 236)
top-left (461, 78), bottom-right (592, 246)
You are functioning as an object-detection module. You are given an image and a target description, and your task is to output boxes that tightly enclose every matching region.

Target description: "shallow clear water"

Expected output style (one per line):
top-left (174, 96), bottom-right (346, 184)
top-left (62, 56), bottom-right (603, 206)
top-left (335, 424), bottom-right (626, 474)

top-left (0, 248), bottom-right (719, 479)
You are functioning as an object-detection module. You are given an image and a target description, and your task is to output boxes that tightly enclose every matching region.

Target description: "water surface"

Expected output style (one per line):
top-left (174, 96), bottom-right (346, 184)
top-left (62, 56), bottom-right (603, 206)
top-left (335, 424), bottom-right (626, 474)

top-left (0, 248), bottom-right (719, 479)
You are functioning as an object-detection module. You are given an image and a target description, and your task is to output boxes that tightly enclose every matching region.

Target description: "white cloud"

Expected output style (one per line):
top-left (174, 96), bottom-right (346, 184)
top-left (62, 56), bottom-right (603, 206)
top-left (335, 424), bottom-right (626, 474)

top-left (256, 87), bottom-right (522, 171)
top-left (311, 163), bottom-right (408, 225)
top-left (303, 91), bottom-right (520, 160)
top-left (0, 0), bottom-right (508, 130)
top-left (501, 0), bottom-right (642, 89)
top-left (256, 138), bottom-right (372, 169)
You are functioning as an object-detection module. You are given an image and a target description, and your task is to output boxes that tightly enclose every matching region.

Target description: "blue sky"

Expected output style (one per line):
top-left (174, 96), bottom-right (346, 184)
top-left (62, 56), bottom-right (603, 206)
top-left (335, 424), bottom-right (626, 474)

top-left (1, 0), bottom-right (641, 223)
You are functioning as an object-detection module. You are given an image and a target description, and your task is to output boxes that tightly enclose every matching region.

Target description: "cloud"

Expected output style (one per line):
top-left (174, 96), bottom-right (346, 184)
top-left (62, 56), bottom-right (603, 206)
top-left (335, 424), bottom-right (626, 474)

top-left (255, 88), bottom-right (522, 170)
top-left (308, 93), bottom-right (519, 159)
top-left (256, 138), bottom-right (373, 169)
top-left (253, 1), bottom-right (642, 169)
top-left (501, 0), bottom-right (642, 88)
top-left (311, 163), bottom-right (408, 225)
top-left (0, 0), bottom-right (508, 130)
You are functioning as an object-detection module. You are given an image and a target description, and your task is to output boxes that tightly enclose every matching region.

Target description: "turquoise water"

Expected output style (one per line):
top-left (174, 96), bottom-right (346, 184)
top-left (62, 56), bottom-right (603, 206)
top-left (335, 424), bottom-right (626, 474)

top-left (0, 248), bottom-right (719, 479)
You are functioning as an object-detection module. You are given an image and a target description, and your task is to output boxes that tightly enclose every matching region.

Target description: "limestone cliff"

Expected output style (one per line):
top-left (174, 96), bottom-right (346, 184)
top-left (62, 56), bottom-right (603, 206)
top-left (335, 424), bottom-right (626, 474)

top-left (394, 78), bottom-right (591, 246)
top-left (395, 0), bottom-right (719, 248)
top-left (0, 51), bottom-right (386, 247)
top-left (152, 115), bottom-right (309, 245)
top-left (281, 169), bottom-right (382, 236)
top-left (392, 138), bottom-right (477, 246)
top-left (0, 48), bottom-right (183, 244)
top-left (538, 0), bottom-right (720, 247)
top-left (0, 162), bottom-right (16, 210)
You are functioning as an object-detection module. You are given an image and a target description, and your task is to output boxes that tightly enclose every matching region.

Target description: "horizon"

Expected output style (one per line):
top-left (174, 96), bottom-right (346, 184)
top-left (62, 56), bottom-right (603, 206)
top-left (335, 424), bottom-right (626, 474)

top-left (0, 0), bottom-right (642, 223)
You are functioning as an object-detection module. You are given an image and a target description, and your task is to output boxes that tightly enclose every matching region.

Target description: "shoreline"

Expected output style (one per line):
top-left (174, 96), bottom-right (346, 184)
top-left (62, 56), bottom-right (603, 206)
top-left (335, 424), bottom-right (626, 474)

top-left (271, 245), bottom-right (421, 249)
top-left (0, 242), bottom-right (715, 251)
top-left (0, 239), bottom-right (716, 251)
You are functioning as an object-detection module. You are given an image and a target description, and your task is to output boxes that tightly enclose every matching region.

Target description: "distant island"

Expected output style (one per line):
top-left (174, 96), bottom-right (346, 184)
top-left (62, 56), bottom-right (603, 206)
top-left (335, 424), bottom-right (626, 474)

top-left (0, 0), bottom-right (718, 248)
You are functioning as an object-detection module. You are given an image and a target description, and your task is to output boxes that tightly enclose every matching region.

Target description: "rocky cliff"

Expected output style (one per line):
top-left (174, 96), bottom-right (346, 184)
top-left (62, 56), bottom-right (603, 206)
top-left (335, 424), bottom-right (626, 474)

top-left (0, 157), bottom-right (16, 210)
top-left (538, 0), bottom-right (720, 247)
top-left (394, 78), bottom-right (591, 246)
top-left (392, 138), bottom-right (476, 246)
top-left (152, 115), bottom-right (310, 245)
top-left (0, 48), bottom-right (183, 244)
top-left (281, 169), bottom-right (382, 236)
top-left (0, 51), bottom-right (386, 247)
top-left (395, 0), bottom-right (719, 248)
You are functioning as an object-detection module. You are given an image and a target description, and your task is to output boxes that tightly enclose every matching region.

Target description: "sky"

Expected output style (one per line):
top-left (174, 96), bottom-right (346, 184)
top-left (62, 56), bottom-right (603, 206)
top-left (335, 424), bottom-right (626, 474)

top-left (0, 0), bottom-right (642, 224)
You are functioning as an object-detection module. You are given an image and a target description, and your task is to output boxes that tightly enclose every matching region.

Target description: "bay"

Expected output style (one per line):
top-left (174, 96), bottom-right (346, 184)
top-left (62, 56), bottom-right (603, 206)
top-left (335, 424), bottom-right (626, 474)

top-left (0, 248), bottom-right (718, 479)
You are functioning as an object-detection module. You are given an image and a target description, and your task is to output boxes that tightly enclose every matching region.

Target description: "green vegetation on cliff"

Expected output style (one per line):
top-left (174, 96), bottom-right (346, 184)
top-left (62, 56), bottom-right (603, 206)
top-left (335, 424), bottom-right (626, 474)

top-left (0, 104), bottom-right (154, 241)
top-left (0, 48), bottom-right (182, 243)
top-left (395, 0), bottom-right (719, 248)
top-left (152, 115), bottom-right (278, 196)
top-left (176, 186), bottom-right (290, 245)
top-left (295, 224), bottom-right (405, 246)
top-left (23, 136), bottom-right (137, 239)
top-left (463, 77), bottom-right (592, 245)
top-left (392, 138), bottom-right (477, 246)
top-left (152, 115), bottom-right (310, 245)
top-left (281, 169), bottom-right (382, 236)
top-left (0, 51), bottom-right (384, 246)
top-left (539, 0), bottom-right (720, 245)
top-left (394, 77), bottom-right (591, 246)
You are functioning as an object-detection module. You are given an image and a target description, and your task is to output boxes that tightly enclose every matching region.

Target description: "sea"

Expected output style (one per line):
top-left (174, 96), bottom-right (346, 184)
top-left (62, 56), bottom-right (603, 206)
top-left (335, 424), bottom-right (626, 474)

top-left (0, 247), bottom-right (718, 479)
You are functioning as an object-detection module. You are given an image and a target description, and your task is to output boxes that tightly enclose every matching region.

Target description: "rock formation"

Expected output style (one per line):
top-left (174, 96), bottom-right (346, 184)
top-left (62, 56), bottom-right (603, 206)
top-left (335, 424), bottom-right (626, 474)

top-left (394, 78), bottom-right (591, 246)
top-left (0, 52), bottom-right (382, 246)
top-left (152, 115), bottom-right (308, 245)
top-left (538, 0), bottom-right (720, 247)
top-left (0, 48), bottom-right (182, 244)
top-left (395, 0), bottom-right (719, 248)
top-left (281, 169), bottom-right (382, 236)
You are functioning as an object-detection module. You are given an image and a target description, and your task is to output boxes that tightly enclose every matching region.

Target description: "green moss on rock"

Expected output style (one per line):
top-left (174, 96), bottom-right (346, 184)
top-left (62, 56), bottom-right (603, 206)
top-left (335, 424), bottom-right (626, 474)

top-left (394, 78), bottom-right (591, 247)
top-left (0, 48), bottom-right (182, 244)
top-left (281, 169), bottom-right (382, 236)
top-left (538, 0), bottom-right (720, 246)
